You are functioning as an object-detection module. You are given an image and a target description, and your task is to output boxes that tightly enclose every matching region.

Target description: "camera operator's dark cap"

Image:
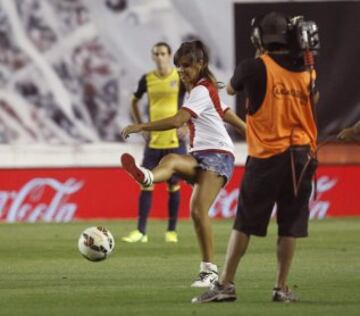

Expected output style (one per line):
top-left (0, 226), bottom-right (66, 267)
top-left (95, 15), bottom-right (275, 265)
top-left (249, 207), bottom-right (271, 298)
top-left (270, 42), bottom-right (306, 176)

top-left (260, 12), bottom-right (288, 44)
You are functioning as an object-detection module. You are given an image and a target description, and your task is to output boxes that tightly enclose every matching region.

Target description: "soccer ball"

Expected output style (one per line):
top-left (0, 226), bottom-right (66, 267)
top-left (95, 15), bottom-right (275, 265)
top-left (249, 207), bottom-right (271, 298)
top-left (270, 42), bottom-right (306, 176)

top-left (78, 226), bottom-right (115, 262)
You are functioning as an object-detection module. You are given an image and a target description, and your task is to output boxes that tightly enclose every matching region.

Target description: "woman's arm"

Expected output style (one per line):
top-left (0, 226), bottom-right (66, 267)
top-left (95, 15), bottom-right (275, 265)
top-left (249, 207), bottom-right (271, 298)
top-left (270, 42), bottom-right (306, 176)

top-left (121, 109), bottom-right (191, 139)
top-left (226, 82), bottom-right (237, 96)
top-left (223, 109), bottom-right (246, 137)
top-left (337, 120), bottom-right (360, 141)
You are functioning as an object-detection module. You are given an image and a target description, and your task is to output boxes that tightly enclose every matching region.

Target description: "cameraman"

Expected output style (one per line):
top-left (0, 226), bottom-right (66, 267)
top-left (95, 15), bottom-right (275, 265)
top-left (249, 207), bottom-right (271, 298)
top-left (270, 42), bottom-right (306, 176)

top-left (192, 11), bottom-right (319, 304)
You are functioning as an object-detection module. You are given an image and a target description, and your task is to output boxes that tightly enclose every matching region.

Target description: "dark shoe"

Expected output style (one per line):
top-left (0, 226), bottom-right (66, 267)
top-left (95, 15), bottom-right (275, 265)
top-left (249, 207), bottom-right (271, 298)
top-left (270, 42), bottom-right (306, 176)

top-left (191, 281), bottom-right (237, 303)
top-left (272, 287), bottom-right (297, 303)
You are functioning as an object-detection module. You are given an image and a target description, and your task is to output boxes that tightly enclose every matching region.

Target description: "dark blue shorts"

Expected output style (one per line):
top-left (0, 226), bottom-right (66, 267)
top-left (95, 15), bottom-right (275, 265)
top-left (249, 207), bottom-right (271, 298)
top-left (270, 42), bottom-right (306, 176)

top-left (142, 142), bottom-right (187, 186)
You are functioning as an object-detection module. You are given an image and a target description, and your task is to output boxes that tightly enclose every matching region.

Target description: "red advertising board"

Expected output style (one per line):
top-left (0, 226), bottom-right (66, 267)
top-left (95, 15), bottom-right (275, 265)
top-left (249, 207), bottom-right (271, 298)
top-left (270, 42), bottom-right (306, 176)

top-left (0, 166), bottom-right (359, 222)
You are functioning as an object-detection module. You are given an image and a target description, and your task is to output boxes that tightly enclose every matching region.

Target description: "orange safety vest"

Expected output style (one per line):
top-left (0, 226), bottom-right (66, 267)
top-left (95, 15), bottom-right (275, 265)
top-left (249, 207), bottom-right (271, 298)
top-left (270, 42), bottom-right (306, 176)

top-left (246, 54), bottom-right (317, 158)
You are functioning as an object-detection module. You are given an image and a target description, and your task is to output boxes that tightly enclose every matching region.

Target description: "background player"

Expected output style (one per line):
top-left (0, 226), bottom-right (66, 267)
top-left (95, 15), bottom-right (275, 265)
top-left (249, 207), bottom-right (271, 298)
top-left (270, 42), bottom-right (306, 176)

top-left (122, 42), bottom-right (186, 243)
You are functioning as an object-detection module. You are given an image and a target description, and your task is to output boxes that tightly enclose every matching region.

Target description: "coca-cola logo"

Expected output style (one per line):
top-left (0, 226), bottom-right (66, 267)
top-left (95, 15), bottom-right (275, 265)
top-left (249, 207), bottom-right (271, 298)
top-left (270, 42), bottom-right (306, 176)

top-left (209, 188), bottom-right (239, 218)
top-left (208, 175), bottom-right (337, 220)
top-left (309, 176), bottom-right (337, 219)
top-left (0, 178), bottom-right (84, 223)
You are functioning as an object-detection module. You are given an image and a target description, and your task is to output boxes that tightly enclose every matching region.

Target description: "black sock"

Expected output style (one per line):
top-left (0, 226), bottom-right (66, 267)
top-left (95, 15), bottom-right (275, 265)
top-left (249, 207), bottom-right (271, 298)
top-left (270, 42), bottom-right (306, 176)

top-left (137, 190), bottom-right (152, 234)
top-left (167, 190), bottom-right (180, 231)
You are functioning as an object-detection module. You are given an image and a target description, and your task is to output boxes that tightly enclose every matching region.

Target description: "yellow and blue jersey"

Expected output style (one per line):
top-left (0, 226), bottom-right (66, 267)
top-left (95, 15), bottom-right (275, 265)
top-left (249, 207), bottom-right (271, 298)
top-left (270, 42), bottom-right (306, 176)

top-left (133, 68), bottom-right (185, 149)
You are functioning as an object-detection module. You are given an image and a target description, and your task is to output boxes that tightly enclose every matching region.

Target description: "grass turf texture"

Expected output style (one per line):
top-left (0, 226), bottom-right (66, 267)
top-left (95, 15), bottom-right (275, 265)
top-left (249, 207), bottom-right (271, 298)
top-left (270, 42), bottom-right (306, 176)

top-left (0, 219), bottom-right (359, 316)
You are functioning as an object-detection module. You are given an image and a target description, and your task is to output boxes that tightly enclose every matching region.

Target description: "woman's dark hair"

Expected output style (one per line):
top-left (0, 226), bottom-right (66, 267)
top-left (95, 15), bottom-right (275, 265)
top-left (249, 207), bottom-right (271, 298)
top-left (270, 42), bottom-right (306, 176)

top-left (174, 40), bottom-right (220, 88)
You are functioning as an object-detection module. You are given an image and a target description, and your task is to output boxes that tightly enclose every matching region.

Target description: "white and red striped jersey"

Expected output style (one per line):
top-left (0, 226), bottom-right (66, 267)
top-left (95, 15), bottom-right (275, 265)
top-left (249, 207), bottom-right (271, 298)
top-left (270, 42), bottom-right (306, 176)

top-left (182, 79), bottom-right (234, 155)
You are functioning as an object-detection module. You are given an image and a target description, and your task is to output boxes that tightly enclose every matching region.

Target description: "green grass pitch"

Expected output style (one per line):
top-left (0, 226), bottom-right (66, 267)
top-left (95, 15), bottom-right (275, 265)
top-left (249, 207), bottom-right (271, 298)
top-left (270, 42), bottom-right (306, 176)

top-left (0, 218), bottom-right (359, 316)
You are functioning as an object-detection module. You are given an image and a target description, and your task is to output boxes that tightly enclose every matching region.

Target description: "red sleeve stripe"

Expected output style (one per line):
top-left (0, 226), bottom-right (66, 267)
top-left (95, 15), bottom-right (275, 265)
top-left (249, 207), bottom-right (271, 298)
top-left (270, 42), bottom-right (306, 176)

top-left (181, 107), bottom-right (198, 118)
top-left (198, 81), bottom-right (224, 118)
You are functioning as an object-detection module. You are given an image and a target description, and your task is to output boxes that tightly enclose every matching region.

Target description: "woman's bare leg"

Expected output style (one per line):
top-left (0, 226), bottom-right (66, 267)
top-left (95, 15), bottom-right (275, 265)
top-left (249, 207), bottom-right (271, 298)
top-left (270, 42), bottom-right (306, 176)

top-left (151, 154), bottom-right (198, 182)
top-left (190, 170), bottom-right (225, 262)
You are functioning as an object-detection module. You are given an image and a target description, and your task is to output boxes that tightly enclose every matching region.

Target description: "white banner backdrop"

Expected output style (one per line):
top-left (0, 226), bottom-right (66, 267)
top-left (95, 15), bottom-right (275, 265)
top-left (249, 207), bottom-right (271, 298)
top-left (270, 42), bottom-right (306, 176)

top-left (0, 0), bottom-right (236, 145)
top-left (0, 0), bottom-right (332, 167)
